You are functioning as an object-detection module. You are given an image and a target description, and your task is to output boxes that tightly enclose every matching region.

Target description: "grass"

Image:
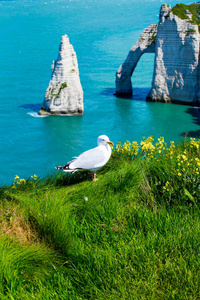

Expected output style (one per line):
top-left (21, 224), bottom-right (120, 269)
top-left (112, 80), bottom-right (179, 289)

top-left (186, 29), bottom-right (196, 33)
top-left (0, 137), bottom-right (200, 299)
top-left (172, 3), bottom-right (200, 30)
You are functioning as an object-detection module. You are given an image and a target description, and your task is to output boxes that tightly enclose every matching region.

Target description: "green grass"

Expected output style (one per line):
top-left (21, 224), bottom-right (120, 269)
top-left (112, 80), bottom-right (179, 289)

top-left (186, 29), bottom-right (196, 33)
top-left (0, 138), bottom-right (200, 299)
top-left (172, 3), bottom-right (200, 29)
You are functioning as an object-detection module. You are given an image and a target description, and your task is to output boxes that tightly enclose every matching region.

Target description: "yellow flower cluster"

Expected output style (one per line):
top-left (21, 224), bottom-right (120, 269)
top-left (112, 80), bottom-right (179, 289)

top-left (155, 137), bottom-right (167, 154)
top-left (12, 175), bottom-right (26, 188)
top-left (12, 174), bottom-right (37, 188)
top-left (140, 136), bottom-right (155, 153)
top-left (162, 138), bottom-right (200, 192)
top-left (163, 181), bottom-right (170, 192)
top-left (190, 138), bottom-right (200, 150)
top-left (114, 140), bottom-right (139, 159)
top-left (31, 174), bottom-right (37, 180)
top-left (113, 136), bottom-right (200, 198)
top-left (113, 136), bottom-right (168, 160)
top-left (176, 152), bottom-right (188, 175)
top-left (140, 136), bottom-right (167, 159)
top-left (174, 149), bottom-right (200, 178)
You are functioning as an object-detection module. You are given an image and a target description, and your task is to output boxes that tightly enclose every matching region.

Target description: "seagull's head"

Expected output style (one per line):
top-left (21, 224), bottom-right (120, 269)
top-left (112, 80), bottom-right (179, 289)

top-left (97, 135), bottom-right (114, 147)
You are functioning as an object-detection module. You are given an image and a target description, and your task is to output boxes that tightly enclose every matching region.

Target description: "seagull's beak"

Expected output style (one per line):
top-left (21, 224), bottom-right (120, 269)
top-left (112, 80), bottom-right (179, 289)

top-left (107, 141), bottom-right (114, 146)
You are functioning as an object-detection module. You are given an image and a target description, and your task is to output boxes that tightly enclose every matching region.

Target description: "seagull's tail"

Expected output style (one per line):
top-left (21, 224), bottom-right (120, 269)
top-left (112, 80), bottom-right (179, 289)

top-left (55, 164), bottom-right (71, 171)
top-left (55, 162), bottom-right (77, 173)
top-left (55, 166), bottom-right (63, 170)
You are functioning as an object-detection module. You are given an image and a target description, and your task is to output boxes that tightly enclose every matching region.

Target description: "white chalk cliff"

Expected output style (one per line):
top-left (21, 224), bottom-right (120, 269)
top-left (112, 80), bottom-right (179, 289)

top-left (39, 34), bottom-right (83, 115)
top-left (116, 3), bottom-right (200, 104)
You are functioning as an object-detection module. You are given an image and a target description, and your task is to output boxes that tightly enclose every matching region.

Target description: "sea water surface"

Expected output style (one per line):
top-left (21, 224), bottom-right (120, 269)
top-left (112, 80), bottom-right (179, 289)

top-left (0, 0), bottom-right (198, 185)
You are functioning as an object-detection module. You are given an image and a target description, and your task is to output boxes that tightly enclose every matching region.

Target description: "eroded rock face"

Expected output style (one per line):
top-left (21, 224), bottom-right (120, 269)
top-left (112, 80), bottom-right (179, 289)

top-left (116, 4), bottom-right (200, 104)
top-left (116, 24), bottom-right (157, 97)
top-left (147, 4), bottom-right (199, 103)
top-left (39, 35), bottom-right (83, 115)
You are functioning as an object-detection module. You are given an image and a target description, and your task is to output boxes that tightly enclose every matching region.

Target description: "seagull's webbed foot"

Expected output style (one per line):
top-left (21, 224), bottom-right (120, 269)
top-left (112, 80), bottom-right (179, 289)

top-left (92, 171), bottom-right (99, 181)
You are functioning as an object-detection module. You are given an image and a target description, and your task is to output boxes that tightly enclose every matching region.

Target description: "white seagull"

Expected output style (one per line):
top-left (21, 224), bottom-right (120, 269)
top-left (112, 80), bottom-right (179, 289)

top-left (55, 135), bottom-right (114, 181)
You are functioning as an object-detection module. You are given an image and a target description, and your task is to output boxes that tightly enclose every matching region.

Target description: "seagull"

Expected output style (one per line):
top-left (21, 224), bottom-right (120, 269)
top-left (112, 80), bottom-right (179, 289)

top-left (55, 135), bottom-right (114, 181)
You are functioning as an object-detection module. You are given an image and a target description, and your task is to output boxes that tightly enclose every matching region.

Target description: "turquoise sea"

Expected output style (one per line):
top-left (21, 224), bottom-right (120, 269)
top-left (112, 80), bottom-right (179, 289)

top-left (0, 0), bottom-right (198, 185)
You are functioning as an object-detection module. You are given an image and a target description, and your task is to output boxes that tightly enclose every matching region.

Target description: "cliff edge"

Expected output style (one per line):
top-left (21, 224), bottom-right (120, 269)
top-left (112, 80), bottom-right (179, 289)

top-left (116, 3), bottom-right (200, 104)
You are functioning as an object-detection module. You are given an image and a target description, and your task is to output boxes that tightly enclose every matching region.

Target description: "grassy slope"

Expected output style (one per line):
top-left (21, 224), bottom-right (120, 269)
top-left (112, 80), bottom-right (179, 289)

top-left (0, 140), bottom-right (200, 299)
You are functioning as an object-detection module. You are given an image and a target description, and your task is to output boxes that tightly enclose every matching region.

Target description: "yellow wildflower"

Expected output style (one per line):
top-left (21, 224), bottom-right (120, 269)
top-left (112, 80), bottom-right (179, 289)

top-left (20, 178), bottom-right (26, 184)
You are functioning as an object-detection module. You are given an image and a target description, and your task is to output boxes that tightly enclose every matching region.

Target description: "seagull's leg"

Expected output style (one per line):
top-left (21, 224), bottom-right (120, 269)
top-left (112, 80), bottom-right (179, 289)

top-left (92, 171), bottom-right (99, 181)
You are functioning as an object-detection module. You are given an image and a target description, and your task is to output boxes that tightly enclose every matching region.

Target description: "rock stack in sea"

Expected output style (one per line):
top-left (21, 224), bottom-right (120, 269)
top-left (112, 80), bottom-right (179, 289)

top-left (116, 3), bottom-right (200, 104)
top-left (39, 34), bottom-right (83, 115)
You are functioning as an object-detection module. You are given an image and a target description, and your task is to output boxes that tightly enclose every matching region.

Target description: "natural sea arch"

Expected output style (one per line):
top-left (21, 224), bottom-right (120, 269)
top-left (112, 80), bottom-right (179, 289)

top-left (115, 24), bottom-right (157, 97)
top-left (131, 53), bottom-right (155, 98)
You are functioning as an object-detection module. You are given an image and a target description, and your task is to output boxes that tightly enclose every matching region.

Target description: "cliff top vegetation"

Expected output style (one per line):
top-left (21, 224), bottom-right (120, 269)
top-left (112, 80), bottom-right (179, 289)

top-left (172, 3), bottom-right (200, 27)
top-left (0, 136), bottom-right (200, 299)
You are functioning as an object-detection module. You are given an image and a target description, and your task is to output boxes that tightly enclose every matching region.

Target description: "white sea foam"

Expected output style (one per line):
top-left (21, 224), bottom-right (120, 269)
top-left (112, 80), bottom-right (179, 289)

top-left (27, 112), bottom-right (48, 118)
top-left (27, 112), bottom-right (75, 117)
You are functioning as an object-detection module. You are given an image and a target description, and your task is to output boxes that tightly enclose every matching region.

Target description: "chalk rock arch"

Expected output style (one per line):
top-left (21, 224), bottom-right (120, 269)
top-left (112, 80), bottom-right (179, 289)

top-left (116, 24), bottom-right (157, 97)
top-left (116, 4), bottom-right (200, 104)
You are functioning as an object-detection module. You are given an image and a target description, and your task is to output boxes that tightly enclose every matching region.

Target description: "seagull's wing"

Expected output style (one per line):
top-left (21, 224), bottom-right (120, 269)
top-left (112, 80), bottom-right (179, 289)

top-left (69, 146), bottom-right (107, 170)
